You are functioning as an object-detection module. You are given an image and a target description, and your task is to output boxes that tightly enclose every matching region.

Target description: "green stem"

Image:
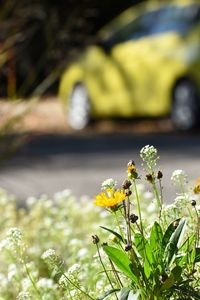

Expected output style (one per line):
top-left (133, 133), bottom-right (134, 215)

top-left (62, 271), bottom-right (95, 300)
top-left (133, 180), bottom-right (143, 235)
top-left (152, 180), bottom-right (162, 218)
top-left (109, 258), bottom-right (123, 288)
top-left (96, 244), bottom-right (119, 300)
top-left (23, 260), bottom-right (42, 300)
top-left (179, 179), bottom-right (193, 219)
top-left (113, 211), bottom-right (126, 244)
top-left (194, 206), bottom-right (199, 248)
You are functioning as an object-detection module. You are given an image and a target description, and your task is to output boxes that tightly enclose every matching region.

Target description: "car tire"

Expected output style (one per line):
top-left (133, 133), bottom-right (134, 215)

top-left (171, 79), bottom-right (200, 130)
top-left (68, 83), bottom-right (91, 130)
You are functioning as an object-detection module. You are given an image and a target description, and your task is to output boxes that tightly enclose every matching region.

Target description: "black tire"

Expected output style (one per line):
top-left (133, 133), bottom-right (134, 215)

top-left (171, 79), bottom-right (200, 130)
top-left (68, 83), bottom-right (91, 130)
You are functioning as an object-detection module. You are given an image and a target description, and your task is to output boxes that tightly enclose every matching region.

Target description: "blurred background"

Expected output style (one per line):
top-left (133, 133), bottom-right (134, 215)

top-left (0, 0), bottom-right (200, 204)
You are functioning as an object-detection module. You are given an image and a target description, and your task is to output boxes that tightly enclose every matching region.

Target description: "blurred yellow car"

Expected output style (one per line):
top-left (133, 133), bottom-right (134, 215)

top-left (59, 0), bottom-right (200, 130)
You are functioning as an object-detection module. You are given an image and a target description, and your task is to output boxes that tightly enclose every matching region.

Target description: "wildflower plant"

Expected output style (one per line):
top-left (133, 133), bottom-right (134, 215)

top-left (0, 146), bottom-right (199, 299)
top-left (90, 145), bottom-right (200, 300)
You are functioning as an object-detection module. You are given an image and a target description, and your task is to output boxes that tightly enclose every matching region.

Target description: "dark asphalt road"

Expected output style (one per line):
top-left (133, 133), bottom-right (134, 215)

top-left (0, 131), bottom-right (200, 204)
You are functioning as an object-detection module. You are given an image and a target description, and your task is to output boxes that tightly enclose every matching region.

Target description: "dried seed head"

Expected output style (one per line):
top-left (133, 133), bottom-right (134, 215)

top-left (92, 235), bottom-right (99, 244)
top-left (191, 199), bottom-right (196, 206)
top-left (129, 214), bottom-right (138, 223)
top-left (125, 190), bottom-right (132, 197)
top-left (122, 180), bottom-right (132, 190)
top-left (157, 170), bottom-right (163, 179)
top-left (125, 243), bottom-right (132, 251)
top-left (146, 174), bottom-right (154, 183)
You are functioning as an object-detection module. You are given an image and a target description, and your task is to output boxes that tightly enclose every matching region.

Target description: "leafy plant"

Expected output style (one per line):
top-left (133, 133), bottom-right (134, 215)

top-left (92, 146), bottom-right (200, 300)
top-left (0, 145), bottom-right (199, 299)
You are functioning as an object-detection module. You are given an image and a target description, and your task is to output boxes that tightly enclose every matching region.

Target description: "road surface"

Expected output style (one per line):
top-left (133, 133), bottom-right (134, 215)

top-left (0, 131), bottom-right (200, 205)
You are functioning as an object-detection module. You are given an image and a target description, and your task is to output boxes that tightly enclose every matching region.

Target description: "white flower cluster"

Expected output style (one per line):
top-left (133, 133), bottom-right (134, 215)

top-left (37, 278), bottom-right (56, 290)
top-left (68, 263), bottom-right (81, 274)
top-left (41, 249), bottom-right (57, 267)
top-left (6, 227), bottom-right (23, 247)
top-left (140, 145), bottom-right (159, 170)
top-left (59, 263), bottom-right (81, 289)
top-left (171, 169), bottom-right (187, 185)
top-left (101, 178), bottom-right (117, 190)
top-left (17, 291), bottom-right (32, 300)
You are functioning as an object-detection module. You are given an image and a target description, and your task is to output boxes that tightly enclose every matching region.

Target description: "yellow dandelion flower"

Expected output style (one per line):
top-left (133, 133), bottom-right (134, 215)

top-left (194, 177), bottom-right (200, 194)
top-left (127, 164), bottom-right (136, 174)
top-left (93, 188), bottom-right (126, 207)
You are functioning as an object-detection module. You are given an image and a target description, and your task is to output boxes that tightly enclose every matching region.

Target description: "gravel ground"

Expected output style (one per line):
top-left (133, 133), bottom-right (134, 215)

top-left (0, 97), bottom-right (174, 136)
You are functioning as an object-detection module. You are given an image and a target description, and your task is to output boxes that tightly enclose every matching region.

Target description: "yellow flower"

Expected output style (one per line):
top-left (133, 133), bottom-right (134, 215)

top-left (194, 177), bottom-right (200, 194)
top-left (94, 188), bottom-right (126, 207)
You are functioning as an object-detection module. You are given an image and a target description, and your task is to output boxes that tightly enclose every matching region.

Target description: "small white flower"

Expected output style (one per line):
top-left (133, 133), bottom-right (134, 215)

top-left (17, 291), bottom-right (32, 300)
top-left (59, 273), bottom-right (68, 287)
top-left (67, 263), bottom-right (80, 274)
top-left (196, 205), bottom-right (200, 212)
top-left (140, 145), bottom-right (159, 170)
top-left (171, 170), bottom-right (187, 185)
top-left (174, 195), bottom-right (188, 207)
top-left (6, 227), bottom-right (23, 246)
top-left (0, 273), bottom-right (8, 289)
top-left (0, 239), bottom-right (9, 251)
top-left (8, 264), bottom-right (18, 281)
top-left (26, 197), bottom-right (37, 207)
top-left (54, 189), bottom-right (72, 202)
top-left (21, 278), bottom-right (31, 290)
top-left (77, 248), bottom-right (88, 258)
top-left (37, 278), bottom-right (56, 290)
top-left (101, 178), bottom-right (117, 190)
top-left (41, 249), bottom-right (57, 266)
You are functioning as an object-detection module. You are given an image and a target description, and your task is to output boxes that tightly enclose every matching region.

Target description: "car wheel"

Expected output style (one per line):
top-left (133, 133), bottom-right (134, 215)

top-left (68, 83), bottom-right (91, 130)
top-left (171, 79), bottom-right (200, 130)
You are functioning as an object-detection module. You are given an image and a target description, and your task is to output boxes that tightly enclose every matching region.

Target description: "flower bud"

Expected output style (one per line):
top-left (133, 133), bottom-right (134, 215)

top-left (122, 180), bottom-right (132, 190)
top-left (191, 199), bottom-right (196, 206)
top-left (92, 235), bottom-right (99, 244)
top-left (125, 190), bottom-right (132, 197)
top-left (146, 174), bottom-right (154, 183)
top-left (157, 170), bottom-right (163, 179)
top-left (125, 243), bottom-right (132, 251)
top-left (129, 214), bottom-right (138, 223)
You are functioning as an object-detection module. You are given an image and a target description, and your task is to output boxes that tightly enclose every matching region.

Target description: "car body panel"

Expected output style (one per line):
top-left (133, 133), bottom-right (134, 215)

top-left (59, 0), bottom-right (200, 121)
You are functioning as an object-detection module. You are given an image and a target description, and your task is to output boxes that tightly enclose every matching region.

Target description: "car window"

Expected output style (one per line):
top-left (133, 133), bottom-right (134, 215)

top-left (148, 4), bottom-right (200, 36)
top-left (102, 3), bottom-right (200, 47)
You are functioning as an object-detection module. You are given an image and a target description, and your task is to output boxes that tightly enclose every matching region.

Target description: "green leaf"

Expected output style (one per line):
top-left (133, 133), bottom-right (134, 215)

top-left (164, 219), bottom-right (186, 266)
top-left (96, 289), bottom-right (120, 300)
top-left (143, 259), bottom-right (151, 279)
top-left (119, 289), bottom-right (140, 300)
top-left (134, 233), bottom-right (154, 264)
top-left (134, 233), bottom-right (154, 279)
top-left (103, 245), bottom-right (139, 284)
top-left (162, 219), bottom-right (181, 254)
top-left (174, 285), bottom-right (200, 300)
top-left (100, 226), bottom-right (125, 243)
top-left (195, 248), bottom-right (200, 263)
top-left (127, 290), bottom-right (140, 300)
top-left (160, 266), bottom-right (182, 291)
top-left (150, 221), bottom-right (163, 258)
top-left (177, 235), bottom-right (195, 266)
top-left (119, 288), bottom-right (131, 300)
